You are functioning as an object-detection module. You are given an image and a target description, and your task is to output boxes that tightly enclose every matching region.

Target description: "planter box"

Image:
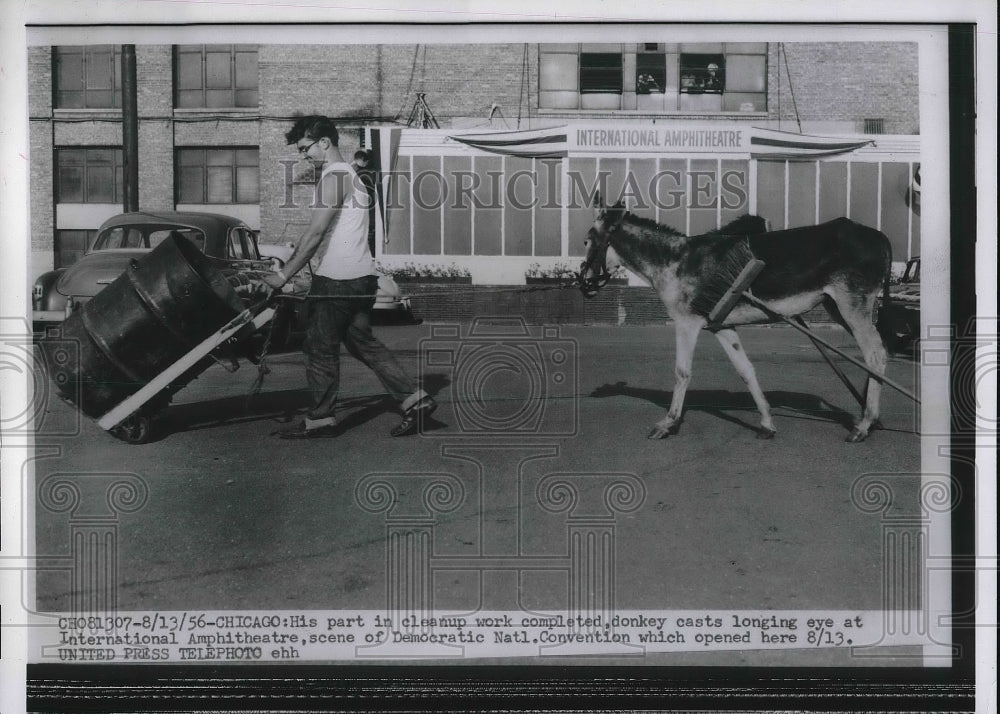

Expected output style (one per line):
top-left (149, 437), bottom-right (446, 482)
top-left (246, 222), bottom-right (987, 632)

top-left (525, 277), bottom-right (577, 285)
top-left (525, 277), bottom-right (627, 286)
top-left (392, 276), bottom-right (472, 285)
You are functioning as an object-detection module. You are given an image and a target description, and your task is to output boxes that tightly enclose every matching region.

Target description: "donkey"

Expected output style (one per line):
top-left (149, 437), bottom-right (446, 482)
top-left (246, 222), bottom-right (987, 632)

top-left (579, 200), bottom-right (892, 442)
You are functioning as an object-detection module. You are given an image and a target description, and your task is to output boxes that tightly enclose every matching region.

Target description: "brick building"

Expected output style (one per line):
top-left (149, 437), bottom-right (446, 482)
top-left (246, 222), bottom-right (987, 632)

top-left (27, 42), bottom-right (920, 281)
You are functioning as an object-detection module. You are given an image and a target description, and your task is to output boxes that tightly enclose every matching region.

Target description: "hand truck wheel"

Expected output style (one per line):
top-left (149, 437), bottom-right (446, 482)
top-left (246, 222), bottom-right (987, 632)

top-left (110, 412), bottom-right (155, 444)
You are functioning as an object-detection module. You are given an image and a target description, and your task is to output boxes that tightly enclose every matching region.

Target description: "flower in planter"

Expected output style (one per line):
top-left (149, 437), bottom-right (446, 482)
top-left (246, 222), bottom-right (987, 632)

top-left (525, 261), bottom-right (630, 282)
top-left (525, 262), bottom-right (580, 281)
top-left (377, 261), bottom-right (471, 281)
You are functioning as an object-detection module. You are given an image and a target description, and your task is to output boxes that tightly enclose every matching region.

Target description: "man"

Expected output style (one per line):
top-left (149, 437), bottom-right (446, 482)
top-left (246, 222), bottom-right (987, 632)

top-left (261, 115), bottom-right (435, 438)
top-left (705, 62), bottom-right (721, 90)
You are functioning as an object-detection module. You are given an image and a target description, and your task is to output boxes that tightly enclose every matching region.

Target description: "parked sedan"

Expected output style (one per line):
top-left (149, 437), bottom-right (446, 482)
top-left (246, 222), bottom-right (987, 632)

top-left (32, 211), bottom-right (271, 332)
top-left (878, 256), bottom-right (921, 353)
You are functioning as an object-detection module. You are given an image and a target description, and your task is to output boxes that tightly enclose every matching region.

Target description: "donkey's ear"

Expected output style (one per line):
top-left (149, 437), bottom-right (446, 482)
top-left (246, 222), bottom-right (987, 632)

top-left (592, 191), bottom-right (605, 210)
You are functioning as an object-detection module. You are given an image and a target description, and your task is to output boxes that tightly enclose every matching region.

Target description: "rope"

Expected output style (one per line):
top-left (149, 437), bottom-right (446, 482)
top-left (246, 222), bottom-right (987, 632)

top-left (780, 43), bottom-right (803, 133)
top-left (241, 281), bottom-right (582, 404)
top-left (276, 281), bottom-right (583, 302)
top-left (392, 44), bottom-right (422, 122)
top-left (517, 43), bottom-right (529, 129)
top-left (246, 312), bottom-right (275, 408)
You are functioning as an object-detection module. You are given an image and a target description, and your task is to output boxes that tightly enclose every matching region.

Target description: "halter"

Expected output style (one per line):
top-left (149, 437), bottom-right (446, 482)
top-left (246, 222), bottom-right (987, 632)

top-left (578, 209), bottom-right (627, 298)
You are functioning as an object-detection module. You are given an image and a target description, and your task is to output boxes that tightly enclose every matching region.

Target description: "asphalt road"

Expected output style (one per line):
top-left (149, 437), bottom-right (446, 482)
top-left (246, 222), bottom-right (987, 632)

top-left (32, 321), bottom-right (922, 662)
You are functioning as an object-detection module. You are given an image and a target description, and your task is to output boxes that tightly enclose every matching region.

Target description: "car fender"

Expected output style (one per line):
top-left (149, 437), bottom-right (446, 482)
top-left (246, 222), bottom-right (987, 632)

top-left (32, 269), bottom-right (67, 311)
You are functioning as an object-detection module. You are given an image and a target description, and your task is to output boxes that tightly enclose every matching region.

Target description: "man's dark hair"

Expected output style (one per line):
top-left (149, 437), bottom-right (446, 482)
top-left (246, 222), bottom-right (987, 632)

top-left (285, 115), bottom-right (339, 146)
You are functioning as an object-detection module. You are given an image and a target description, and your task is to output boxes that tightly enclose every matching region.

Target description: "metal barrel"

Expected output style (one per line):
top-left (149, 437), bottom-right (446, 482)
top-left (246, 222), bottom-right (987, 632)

top-left (40, 234), bottom-right (245, 418)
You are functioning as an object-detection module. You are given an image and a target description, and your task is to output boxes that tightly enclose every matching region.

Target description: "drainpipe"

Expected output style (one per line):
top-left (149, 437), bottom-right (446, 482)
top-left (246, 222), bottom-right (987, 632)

top-left (121, 45), bottom-right (139, 212)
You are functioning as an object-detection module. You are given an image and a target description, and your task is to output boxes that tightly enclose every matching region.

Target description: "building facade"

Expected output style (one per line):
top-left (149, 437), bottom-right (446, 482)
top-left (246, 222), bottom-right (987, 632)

top-left (27, 42), bottom-right (920, 281)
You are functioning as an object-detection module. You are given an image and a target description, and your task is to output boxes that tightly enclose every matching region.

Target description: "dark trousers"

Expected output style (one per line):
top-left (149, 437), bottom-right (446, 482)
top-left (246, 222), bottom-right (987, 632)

top-left (303, 275), bottom-right (419, 420)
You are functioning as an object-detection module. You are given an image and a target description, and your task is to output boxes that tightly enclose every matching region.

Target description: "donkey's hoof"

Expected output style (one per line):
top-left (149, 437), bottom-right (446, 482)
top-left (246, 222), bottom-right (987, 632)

top-left (845, 428), bottom-right (869, 443)
top-left (648, 422), bottom-right (680, 439)
top-left (756, 427), bottom-right (777, 440)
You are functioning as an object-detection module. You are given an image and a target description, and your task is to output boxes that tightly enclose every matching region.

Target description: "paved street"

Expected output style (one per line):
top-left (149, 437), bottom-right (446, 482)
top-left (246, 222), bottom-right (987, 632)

top-left (33, 321), bottom-right (922, 652)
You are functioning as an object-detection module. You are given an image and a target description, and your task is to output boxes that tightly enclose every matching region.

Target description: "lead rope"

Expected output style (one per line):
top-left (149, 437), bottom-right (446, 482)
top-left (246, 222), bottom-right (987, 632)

top-left (241, 280), bottom-right (584, 407)
top-left (245, 304), bottom-right (277, 410)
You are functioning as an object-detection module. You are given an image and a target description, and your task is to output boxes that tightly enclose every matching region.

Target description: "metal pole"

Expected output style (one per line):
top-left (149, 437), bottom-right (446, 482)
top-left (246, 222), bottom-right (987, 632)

top-left (743, 293), bottom-right (920, 404)
top-left (794, 316), bottom-right (867, 409)
top-left (121, 45), bottom-right (139, 212)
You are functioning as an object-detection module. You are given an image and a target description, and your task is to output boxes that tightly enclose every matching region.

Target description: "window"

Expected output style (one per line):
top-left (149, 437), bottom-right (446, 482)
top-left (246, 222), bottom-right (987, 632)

top-left (580, 53), bottom-right (623, 93)
top-left (636, 53), bottom-right (666, 94)
top-left (227, 228), bottom-right (251, 259)
top-left (538, 43), bottom-right (765, 113)
top-left (56, 148), bottom-right (123, 203)
top-left (94, 225), bottom-right (206, 251)
top-left (680, 54), bottom-right (725, 93)
top-left (864, 118), bottom-right (885, 134)
top-left (95, 226), bottom-right (147, 249)
top-left (176, 148), bottom-right (260, 204)
top-left (148, 228), bottom-right (203, 250)
top-left (174, 45), bottom-right (259, 108)
top-left (53, 46), bottom-right (122, 109)
top-left (54, 230), bottom-right (97, 268)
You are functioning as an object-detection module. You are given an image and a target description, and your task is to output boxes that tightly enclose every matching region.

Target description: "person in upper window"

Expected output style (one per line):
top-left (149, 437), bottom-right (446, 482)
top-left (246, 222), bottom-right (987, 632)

top-left (705, 63), bottom-right (722, 91)
top-left (637, 72), bottom-right (660, 94)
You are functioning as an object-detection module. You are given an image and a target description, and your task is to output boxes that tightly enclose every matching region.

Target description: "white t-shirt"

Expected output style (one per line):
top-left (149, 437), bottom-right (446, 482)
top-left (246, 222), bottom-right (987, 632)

top-left (311, 161), bottom-right (376, 280)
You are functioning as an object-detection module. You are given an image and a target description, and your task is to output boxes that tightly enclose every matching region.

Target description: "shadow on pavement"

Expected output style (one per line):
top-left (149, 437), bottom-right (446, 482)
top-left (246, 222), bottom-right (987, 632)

top-left (155, 371), bottom-right (455, 440)
top-left (590, 381), bottom-right (867, 435)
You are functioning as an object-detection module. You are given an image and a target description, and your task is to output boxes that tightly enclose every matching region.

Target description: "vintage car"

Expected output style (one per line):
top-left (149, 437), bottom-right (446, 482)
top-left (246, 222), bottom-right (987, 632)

top-left (878, 256), bottom-right (921, 353)
top-left (32, 211), bottom-right (417, 339)
top-left (32, 211), bottom-right (271, 331)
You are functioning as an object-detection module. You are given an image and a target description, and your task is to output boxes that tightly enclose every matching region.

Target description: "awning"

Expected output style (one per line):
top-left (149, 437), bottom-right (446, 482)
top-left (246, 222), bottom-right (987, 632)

top-left (448, 126), bottom-right (569, 158)
top-left (747, 128), bottom-right (874, 160)
top-left (448, 125), bottom-right (874, 161)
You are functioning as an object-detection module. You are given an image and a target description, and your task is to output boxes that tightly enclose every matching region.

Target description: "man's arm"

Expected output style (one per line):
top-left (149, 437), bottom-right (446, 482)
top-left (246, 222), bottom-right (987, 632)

top-left (263, 168), bottom-right (347, 288)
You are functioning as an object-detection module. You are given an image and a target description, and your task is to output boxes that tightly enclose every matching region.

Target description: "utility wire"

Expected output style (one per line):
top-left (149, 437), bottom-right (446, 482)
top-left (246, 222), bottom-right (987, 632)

top-left (517, 43), bottom-right (529, 129)
top-left (780, 43), bottom-right (803, 133)
top-left (392, 44), bottom-right (422, 123)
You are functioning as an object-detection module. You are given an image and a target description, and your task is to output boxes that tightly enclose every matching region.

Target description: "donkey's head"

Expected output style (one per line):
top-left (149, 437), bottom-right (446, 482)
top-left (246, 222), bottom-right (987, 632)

top-left (579, 192), bottom-right (627, 298)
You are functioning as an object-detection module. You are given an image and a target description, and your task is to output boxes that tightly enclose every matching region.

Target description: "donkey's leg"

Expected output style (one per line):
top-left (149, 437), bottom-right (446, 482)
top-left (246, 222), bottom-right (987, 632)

top-left (829, 290), bottom-right (888, 442)
top-left (713, 328), bottom-right (776, 439)
top-left (649, 316), bottom-right (702, 439)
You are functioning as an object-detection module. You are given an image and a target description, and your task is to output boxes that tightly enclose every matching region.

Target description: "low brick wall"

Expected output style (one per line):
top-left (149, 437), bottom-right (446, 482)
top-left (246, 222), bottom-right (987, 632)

top-left (399, 283), bottom-right (834, 325)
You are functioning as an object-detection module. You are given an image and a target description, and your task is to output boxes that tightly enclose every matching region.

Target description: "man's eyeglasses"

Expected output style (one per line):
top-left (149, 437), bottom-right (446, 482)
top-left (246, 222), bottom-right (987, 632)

top-left (297, 139), bottom-right (320, 155)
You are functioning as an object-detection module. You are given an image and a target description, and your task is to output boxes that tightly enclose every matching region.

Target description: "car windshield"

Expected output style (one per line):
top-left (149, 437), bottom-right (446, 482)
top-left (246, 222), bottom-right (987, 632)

top-left (93, 225), bottom-right (206, 252)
